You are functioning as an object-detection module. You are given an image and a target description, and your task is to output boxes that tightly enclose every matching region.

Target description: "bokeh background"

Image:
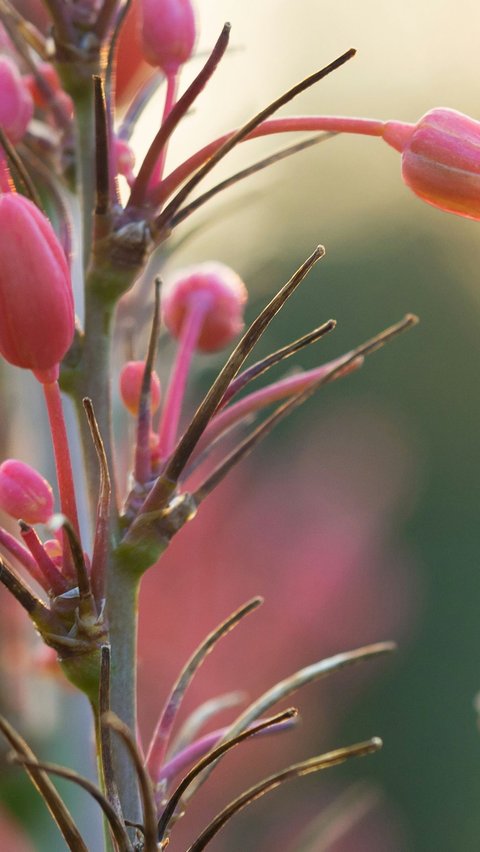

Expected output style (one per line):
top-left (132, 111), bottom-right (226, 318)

top-left (2, 0), bottom-right (480, 849)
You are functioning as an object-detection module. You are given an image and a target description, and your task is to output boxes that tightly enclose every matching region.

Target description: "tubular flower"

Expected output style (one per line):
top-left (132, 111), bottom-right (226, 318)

top-left (0, 459), bottom-right (54, 525)
top-left (139, 0), bottom-right (196, 74)
top-left (383, 108), bottom-right (480, 220)
top-left (0, 193), bottom-right (74, 383)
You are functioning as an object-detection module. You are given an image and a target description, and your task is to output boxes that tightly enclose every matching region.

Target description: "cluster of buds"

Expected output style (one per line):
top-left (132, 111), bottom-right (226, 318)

top-left (0, 0), bottom-right (474, 848)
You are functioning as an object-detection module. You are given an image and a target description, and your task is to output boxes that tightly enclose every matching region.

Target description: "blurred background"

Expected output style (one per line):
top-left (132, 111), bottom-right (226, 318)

top-left (2, 0), bottom-right (480, 849)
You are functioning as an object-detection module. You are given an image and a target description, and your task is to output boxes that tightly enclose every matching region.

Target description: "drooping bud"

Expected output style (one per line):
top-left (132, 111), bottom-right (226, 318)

top-left (0, 56), bottom-right (33, 142)
top-left (0, 193), bottom-right (74, 383)
top-left (383, 108), bottom-right (480, 220)
top-left (119, 360), bottom-right (161, 415)
top-left (140, 0), bottom-right (196, 74)
top-left (0, 459), bottom-right (54, 524)
top-left (162, 262), bottom-right (247, 352)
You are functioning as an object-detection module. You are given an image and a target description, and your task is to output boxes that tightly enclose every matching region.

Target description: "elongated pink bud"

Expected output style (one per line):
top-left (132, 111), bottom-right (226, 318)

top-left (140, 0), bottom-right (196, 74)
top-left (162, 262), bottom-right (247, 352)
top-left (0, 459), bottom-right (54, 524)
top-left (383, 108), bottom-right (480, 220)
top-left (119, 360), bottom-right (161, 415)
top-left (0, 193), bottom-right (74, 383)
top-left (0, 57), bottom-right (33, 142)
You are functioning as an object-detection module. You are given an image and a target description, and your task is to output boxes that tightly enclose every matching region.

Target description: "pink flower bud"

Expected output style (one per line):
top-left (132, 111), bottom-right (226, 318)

top-left (140, 0), bottom-right (196, 74)
top-left (162, 262), bottom-right (247, 352)
top-left (0, 193), bottom-right (74, 383)
top-left (0, 459), bottom-right (54, 524)
top-left (0, 57), bottom-right (33, 143)
top-left (383, 108), bottom-right (480, 220)
top-left (119, 360), bottom-right (161, 415)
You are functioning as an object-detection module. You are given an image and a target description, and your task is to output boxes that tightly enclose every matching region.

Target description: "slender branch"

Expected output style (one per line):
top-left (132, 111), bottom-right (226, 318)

top-left (136, 246), bottom-right (324, 515)
top-left (104, 712), bottom-right (158, 852)
top-left (93, 75), bottom-right (111, 217)
top-left (0, 715), bottom-right (89, 852)
top-left (128, 23), bottom-right (231, 208)
top-left (187, 739), bottom-right (383, 851)
top-left (169, 133), bottom-right (335, 228)
top-left (134, 279), bottom-right (161, 483)
top-left (83, 398), bottom-right (111, 604)
top-left (146, 597), bottom-right (262, 779)
top-left (10, 753), bottom-right (133, 852)
top-left (0, 556), bottom-right (50, 619)
top-left (182, 642), bottom-right (395, 802)
top-left (221, 319), bottom-right (336, 406)
top-left (157, 709), bottom-right (297, 840)
top-left (152, 49), bottom-right (356, 235)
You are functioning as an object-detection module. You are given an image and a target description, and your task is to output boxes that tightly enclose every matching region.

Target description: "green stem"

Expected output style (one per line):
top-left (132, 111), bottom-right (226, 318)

top-left (91, 701), bottom-right (116, 852)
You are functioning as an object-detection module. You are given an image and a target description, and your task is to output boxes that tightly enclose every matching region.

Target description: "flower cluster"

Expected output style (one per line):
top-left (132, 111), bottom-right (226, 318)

top-left (0, 0), bottom-right (469, 848)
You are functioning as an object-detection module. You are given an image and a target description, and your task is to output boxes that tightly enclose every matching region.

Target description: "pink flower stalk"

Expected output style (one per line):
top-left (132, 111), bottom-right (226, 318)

top-left (0, 460), bottom-right (54, 525)
top-left (120, 360), bottom-right (161, 415)
top-left (0, 57), bottom-right (33, 143)
top-left (0, 192), bottom-right (74, 383)
top-left (382, 108), bottom-right (480, 220)
top-left (158, 263), bottom-right (247, 458)
top-left (139, 0), bottom-right (196, 75)
top-left (154, 108), bottom-right (480, 223)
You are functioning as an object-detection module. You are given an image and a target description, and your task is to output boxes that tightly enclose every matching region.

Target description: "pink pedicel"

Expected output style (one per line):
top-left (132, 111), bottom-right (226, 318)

top-left (140, 0), bottom-right (196, 74)
top-left (0, 460), bottom-right (54, 525)
top-left (119, 360), bottom-right (162, 415)
top-left (0, 193), bottom-right (74, 383)
top-left (162, 262), bottom-right (247, 353)
top-left (114, 136), bottom-right (136, 185)
top-left (0, 57), bottom-right (33, 143)
top-left (383, 108), bottom-right (480, 220)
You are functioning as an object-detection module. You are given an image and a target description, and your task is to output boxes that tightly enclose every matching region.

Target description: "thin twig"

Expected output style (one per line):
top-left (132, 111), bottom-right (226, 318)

top-left (94, 75), bottom-right (111, 216)
top-left (152, 49), bottom-right (355, 236)
top-left (128, 23), bottom-right (231, 208)
top-left (10, 753), bottom-right (132, 852)
top-left (146, 597), bottom-right (263, 779)
top-left (183, 642), bottom-right (395, 803)
top-left (0, 715), bottom-right (88, 852)
top-left (157, 709), bottom-right (297, 841)
top-left (187, 739), bottom-right (382, 851)
top-left (136, 247), bottom-right (324, 515)
top-left (83, 398), bottom-right (111, 604)
top-left (104, 712), bottom-right (158, 852)
top-left (99, 645), bottom-right (124, 824)
top-left (169, 133), bottom-right (335, 228)
top-left (221, 319), bottom-right (336, 406)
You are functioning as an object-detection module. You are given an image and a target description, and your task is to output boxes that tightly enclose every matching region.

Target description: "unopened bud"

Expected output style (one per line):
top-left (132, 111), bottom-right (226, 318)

top-left (119, 360), bottom-right (161, 415)
top-left (0, 57), bottom-right (33, 142)
top-left (0, 459), bottom-right (54, 524)
top-left (162, 262), bottom-right (247, 352)
top-left (383, 108), bottom-right (480, 220)
top-left (140, 0), bottom-right (196, 74)
top-left (0, 193), bottom-right (74, 383)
